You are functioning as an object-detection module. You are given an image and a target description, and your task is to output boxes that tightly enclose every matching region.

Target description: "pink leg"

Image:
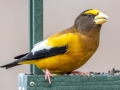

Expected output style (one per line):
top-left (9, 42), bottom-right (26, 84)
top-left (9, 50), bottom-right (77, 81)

top-left (71, 71), bottom-right (90, 77)
top-left (45, 69), bottom-right (54, 84)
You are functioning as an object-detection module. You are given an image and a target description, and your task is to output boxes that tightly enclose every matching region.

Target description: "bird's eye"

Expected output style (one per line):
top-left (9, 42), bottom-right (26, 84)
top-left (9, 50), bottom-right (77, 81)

top-left (87, 14), bottom-right (93, 18)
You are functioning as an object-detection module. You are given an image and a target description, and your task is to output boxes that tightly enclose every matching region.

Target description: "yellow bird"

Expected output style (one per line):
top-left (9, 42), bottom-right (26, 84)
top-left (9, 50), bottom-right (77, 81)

top-left (0, 9), bottom-right (109, 84)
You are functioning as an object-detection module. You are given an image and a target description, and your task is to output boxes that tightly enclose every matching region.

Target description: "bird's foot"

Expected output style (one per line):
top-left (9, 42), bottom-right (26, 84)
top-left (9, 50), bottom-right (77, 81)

top-left (71, 71), bottom-right (90, 77)
top-left (45, 69), bottom-right (54, 84)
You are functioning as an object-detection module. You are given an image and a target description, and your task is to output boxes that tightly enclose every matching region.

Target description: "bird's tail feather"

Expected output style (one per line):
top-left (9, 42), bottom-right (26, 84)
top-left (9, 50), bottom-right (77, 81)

top-left (0, 61), bottom-right (21, 69)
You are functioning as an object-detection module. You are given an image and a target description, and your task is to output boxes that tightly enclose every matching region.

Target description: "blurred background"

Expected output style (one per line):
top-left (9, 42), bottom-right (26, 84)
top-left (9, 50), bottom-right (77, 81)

top-left (0, 0), bottom-right (120, 90)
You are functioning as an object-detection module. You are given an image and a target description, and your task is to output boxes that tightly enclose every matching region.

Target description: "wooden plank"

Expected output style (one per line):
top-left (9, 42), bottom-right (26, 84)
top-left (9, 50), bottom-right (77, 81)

top-left (29, 0), bottom-right (43, 75)
top-left (19, 74), bottom-right (120, 90)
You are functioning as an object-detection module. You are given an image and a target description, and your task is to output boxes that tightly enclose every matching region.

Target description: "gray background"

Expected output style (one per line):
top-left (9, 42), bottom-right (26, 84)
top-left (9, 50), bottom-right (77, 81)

top-left (0, 0), bottom-right (120, 90)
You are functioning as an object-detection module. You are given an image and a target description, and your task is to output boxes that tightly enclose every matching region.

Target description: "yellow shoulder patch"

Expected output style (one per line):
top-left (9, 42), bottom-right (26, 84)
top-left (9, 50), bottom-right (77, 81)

top-left (84, 9), bottom-right (100, 16)
top-left (47, 33), bottom-right (79, 47)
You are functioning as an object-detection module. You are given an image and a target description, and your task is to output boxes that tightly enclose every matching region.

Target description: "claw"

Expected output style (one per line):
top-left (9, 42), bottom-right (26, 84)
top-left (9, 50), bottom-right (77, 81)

top-left (71, 71), bottom-right (90, 77)
top-left (45, 69), bottom-right (54, 84)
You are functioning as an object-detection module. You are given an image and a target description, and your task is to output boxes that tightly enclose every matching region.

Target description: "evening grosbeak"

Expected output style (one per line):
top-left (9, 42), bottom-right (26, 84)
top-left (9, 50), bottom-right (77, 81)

top-left (0, 9), bottom-right (109, 84)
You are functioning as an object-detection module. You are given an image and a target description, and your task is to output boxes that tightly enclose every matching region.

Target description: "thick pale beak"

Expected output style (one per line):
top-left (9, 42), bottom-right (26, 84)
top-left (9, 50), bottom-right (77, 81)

top-left (94, 12), bottom-right (109, 24)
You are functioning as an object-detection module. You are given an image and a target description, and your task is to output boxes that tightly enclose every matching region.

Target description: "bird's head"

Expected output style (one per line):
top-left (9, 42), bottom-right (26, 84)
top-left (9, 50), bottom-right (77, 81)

top-left (74, 9), bottom-right (109, 34)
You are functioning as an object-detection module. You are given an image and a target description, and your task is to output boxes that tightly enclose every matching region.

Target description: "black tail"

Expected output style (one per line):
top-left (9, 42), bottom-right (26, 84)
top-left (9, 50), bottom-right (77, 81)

top-left (0, 61), bottom-right (21, 69)
top-left (14, 53), bottom-right (28, 59)
top-left (1, 53), bottom-right (28, 69)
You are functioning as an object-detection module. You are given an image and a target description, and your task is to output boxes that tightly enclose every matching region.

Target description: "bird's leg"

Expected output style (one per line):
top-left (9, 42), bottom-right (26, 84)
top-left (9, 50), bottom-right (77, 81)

top-left (71, 71), bottom-right (90, 77)
top-left (45, 69), bottom-right (54, 84)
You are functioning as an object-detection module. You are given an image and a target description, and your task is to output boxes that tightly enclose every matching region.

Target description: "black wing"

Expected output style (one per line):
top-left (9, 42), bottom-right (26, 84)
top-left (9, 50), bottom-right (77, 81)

top-left (21, 46), bottom-right (67, 60)
top-left (0, 46), bottom-right (67, 69)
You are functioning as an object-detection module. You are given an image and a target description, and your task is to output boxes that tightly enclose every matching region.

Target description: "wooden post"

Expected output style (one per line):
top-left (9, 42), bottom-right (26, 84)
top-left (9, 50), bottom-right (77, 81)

top-left (29, 0), bottom-right (44, 75)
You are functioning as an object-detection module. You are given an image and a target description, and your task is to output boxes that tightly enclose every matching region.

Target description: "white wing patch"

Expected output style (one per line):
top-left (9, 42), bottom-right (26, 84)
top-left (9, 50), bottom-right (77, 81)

top-left (31, 40), bottom-right (51, 55)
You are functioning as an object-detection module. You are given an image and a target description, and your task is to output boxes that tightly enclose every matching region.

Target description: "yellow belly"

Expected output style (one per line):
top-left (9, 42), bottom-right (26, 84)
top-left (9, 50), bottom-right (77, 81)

top-left (35, 45), bottom-right (97, 74)
top-left (34, 34), bottom-right (99, 74)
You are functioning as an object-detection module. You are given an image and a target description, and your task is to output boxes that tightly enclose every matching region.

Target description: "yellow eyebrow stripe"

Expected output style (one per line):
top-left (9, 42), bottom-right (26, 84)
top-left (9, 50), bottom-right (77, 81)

top-left (84, 9), bottom-right (100, 15)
